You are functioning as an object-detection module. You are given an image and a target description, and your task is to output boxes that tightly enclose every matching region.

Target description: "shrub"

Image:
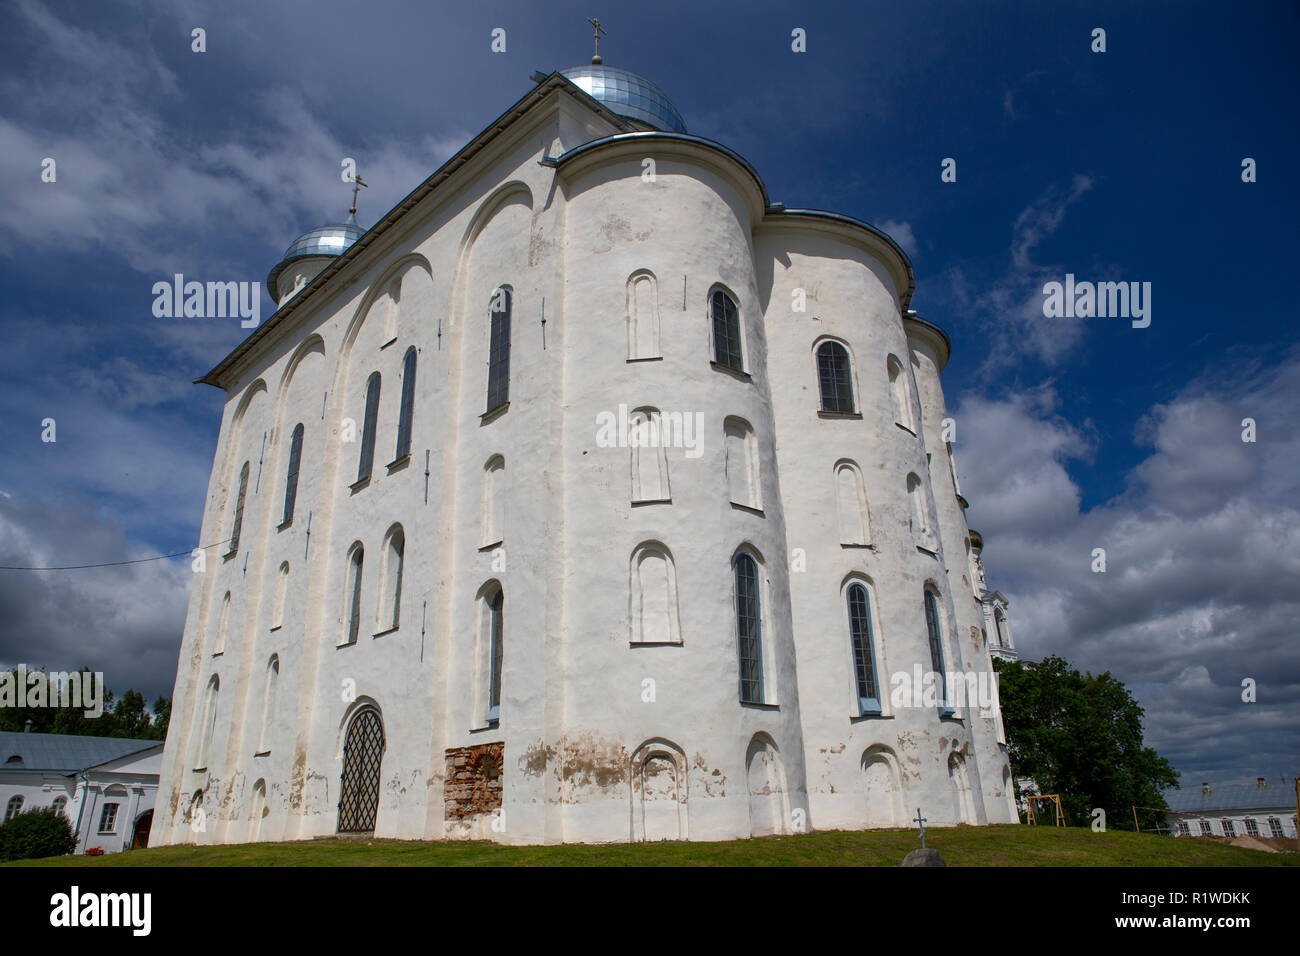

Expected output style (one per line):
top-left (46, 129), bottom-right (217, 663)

top-left (0, 807), bottom-right (77, 861)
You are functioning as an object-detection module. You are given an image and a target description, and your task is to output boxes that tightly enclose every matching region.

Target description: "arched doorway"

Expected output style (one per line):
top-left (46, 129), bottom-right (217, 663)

top-left (337, 706), bottom-right (385, 833)
top-left (131, 810), bottom-right (153, 849)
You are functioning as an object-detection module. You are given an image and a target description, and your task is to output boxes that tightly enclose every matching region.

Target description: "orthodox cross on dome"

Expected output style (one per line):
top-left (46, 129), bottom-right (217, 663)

top-left (348, 171), bottom-right (368, 217)
top-left (587, 17), bottom-right (606, 65)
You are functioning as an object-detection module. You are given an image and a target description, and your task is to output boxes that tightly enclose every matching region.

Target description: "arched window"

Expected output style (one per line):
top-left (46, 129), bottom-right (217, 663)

top-left (630, 408), bottom-right (670, 503)
top-left (214, 591), bottom-right (231, 654)
top-left (816, 341), bottom-right (854, 413)
top-left (480, 585), bottom-right (504, 725)
top-left (486, 288), bottom-right (511, 412)
top-left (847, 582), bottom-right (881, 714)
top-left (4, 795), bottom-right (22, 821)
top-left (724, 417), bottom-right (761, 511)
top-left (272, 562), bottom-right (289, 629)
top-left (907, 472), bottom-right (932, 546)
top-left (195, 675), bottom-right (219, 770)
top-left (835, 460), bottom-right (871, 545)
top-left (228, 461), bottom-right (250, 552)
top-left (711, 289), bottom-right (743, 372)
top-left (282, 423), bottom-right (304, 524)
top-left (630, 542), bottom-right (681, 645)
top-left (395, 347), bottom-right (417, 460)
top-left (482, 456), bottom-right (505, 546)
top-left (257, 656), bottom-right (279, 754)
top-left (627, 271), bottom-right (660, 360)
top-left (924, 589), bottom-right (951, 713)
top-left (357, 372), bottom-right (381, 482)
top-left (380, 525), bottom-right (404, 630)
top-left (51, 796), bottom-right (67, 816)
top-left (343, 543), bottom-right (364, 645)
top-left (888, 355), bottom-right (914, 432)
top-left (734, 552), bottom-right (764, 703)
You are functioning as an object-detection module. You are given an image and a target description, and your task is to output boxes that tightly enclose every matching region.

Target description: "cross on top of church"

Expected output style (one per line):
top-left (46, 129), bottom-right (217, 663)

top-left (914, 807), bottom-right (928, 848)
top-left (348, 171), bottom-right (368, 217)
top-left (587, 17), bottom-right (606, 65)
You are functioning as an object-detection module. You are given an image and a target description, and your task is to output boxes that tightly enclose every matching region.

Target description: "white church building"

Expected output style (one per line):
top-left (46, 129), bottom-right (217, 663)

top-left (152, 54), bottom-right (1020, 847)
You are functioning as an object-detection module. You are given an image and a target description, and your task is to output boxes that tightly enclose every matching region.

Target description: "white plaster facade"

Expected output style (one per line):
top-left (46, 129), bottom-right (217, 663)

top-left (153, 66), bottom-right (1019, 847)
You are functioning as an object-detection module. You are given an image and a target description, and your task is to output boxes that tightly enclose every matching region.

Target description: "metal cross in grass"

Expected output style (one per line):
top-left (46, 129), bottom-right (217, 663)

top-left (914, 807), bottom-right (927, 848)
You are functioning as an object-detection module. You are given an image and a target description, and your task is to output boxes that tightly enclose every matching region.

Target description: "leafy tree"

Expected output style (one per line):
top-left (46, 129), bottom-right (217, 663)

top-left (0, 667), bottom-right (169, 740)
top-left (994, 655), bottom-right (1179, 830)
top-left (0, 807), bottom-right (77, 861)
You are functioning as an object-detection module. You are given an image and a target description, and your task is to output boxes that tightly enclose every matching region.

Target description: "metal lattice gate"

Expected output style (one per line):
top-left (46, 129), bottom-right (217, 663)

top-left (337, 706), bottom-right (385, 833)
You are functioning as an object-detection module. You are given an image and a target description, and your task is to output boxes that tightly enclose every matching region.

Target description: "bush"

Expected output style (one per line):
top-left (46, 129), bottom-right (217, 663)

top-left (0, 807), bottom-right (77, 861)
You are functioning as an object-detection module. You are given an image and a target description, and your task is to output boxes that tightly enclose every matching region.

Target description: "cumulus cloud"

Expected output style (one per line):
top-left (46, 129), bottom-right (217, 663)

top-left (878, 218), bottom-right (919, 258)
top-left (955, 348), bottom-right (1300, 786)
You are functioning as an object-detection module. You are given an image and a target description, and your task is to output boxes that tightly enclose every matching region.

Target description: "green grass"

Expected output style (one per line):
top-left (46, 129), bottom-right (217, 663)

top-left (7, 825), bottom-right (1298, 866)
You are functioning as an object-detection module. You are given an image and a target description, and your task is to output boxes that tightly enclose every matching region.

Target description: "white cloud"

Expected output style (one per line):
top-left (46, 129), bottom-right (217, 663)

top-left (878, 218), bottom-right (919, 258)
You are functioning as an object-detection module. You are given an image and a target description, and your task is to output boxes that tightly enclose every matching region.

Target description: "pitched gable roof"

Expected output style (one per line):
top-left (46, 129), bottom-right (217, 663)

top-left (0, 731), bottom-right (160, 774)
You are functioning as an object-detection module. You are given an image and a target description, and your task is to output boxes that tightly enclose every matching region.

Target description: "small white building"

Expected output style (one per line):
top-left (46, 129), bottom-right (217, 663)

top-left (0, 731), bottom-right (163, 854)
top-left (1163, 779), bottom-right (1298, 840)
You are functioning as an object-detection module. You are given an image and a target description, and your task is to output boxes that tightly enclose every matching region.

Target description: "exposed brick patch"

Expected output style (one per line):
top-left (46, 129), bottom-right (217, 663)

top-left (444, 742), bottom-right (504, 819)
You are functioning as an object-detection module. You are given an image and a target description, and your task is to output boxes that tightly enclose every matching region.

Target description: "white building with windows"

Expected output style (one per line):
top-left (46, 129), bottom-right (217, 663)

top-left (1164, 780), bottom-right (1299, 841)
top-left (153, 58), bottom-right (1020, 847)
top-left (1, 731), bottom-right (162, 854)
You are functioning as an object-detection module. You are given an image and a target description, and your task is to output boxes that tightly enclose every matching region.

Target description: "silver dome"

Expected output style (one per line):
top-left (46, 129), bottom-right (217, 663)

top-left (267, 213), bottom-right (364, 293)
top-left (560, 65), bottom-right (686, 133)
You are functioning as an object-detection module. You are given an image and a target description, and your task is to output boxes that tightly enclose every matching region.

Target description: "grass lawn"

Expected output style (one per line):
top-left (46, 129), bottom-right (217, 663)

top-left (7, 824), bottom-right (1299, 866)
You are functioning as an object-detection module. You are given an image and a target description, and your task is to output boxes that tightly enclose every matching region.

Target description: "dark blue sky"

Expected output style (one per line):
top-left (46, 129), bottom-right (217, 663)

top-left (1, 0), bottom-right (1296, 790)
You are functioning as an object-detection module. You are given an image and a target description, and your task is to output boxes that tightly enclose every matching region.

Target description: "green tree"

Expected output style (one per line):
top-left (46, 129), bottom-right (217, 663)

top-left (994, 655), bottom-right (1179, 830)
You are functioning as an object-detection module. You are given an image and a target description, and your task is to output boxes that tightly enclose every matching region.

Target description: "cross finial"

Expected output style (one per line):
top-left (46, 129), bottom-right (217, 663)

top-left (587, 17), bottom-right (606, 64)
top-left (348, 171), bottom-right (368, 217)
top-left (914, 807), bottom-right (928, 848)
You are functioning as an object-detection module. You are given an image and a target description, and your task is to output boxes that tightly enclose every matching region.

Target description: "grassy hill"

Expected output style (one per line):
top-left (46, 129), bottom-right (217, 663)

top-left (8, 824), bottom-right (1299, 866)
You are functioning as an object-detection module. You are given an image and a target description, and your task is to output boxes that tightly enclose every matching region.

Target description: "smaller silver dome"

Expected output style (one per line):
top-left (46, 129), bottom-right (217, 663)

top-left (560, 65), bottom-right (686, 134)
top-left (267, 213), bottom-right (364, 294)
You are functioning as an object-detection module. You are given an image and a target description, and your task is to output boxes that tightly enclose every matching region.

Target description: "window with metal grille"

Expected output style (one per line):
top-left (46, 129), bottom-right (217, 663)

top-left (924, 589), bottom-right (951, 712)
top-left (487, 588), bottom-right (503, 724)
top-left (282, 423), bottom-right (303, 523)
top-left (847, 582), bottom-right (880, 714)
top-left (711, 289), bottom-right (743, 372)
top-left (1244, 818), bottom-right (1260, 837)
top-left (486, 288), bottom-right (511, 412)
top-left (816, 341), bottom-right (854, 413)
top-left (1268, 817), bottom-right (1284, 838)
top-left (1220, 818), bottom-right (1235, 837)
top-left (735, 553), bottom-right (763, 703)
top-left (357, 372), bottom-right (381, 482)
top-left (345, 544), bottom-right (364, 644)
top-left (395, 348), bottom-right (417, 459)
top-left (98, 802), bottom-right (118, 833)
top-left (229, 461), bottom-right (249, 552)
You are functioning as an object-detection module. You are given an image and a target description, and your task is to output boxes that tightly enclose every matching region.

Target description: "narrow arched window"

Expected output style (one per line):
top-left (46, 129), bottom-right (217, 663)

top-left (482, 456), bottom-right (505, 546)
top-left (51, 796), bottom-right (67, 816)
top-left (734, 553), bottom-right (763, 703)
top-left (628, 272), bottom-right (660, 359)
top-left (835, 461), bottom-right (870, 545)
top-left (380, 526), bottom-right (404, 630)
top-left (357, 372), bottom-right (381, 482)
top-left (907, 472), bottom-right (931, 545)
top-left (847, 583), bottom-right (880, 714)
top-left (484, 586), bottom-right (504, 725)
top-left (196, 675), bottom-right (219, 770)
top-left (5, 795), bottom-right (23, 821)
top-left (817, 341), bottom-right (854, 413)
top-left (214, 591), bottom-right (231, 654)
top-left (630, 542), bottom-right (681, 645)
top-left (344, 543), bottom-right (364, 645)
top-left (888, 356), bottom-right (914, 431)
top-left (724, 417), bottom-right (761, 511)
top-left (711, 289), bottom-right (743, 372)
top-left (486, 288), bottom-right (511, 412)
top-left (257, 656), bottom-right (279, 754)
top-left (630, 408), bottom-right (670, 503)
top-left (924, 589), bottom-right (951, 712)
top-left (272, 562), bottom-right (289, 629)
top-left (282, 423), bottom-right (304, 524)
top-left (229, 461), bottom-right (250, 552)
top-left (395, 348), bottom-right (417, 460)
